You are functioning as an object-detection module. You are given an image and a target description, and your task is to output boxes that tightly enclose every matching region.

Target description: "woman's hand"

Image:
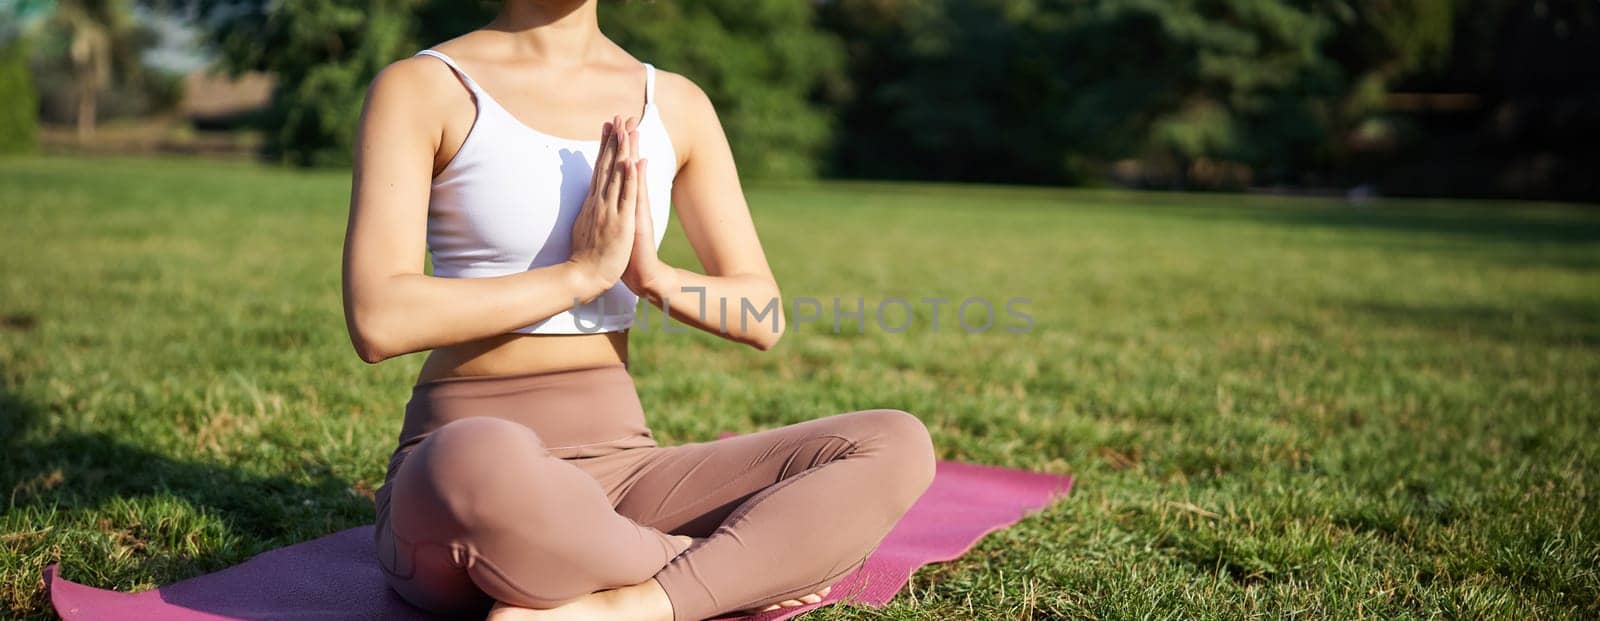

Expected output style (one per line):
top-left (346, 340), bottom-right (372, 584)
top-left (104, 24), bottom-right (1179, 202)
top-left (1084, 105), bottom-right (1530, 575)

top-left (621, 156), bottom-right (676, 299)
top-left (565, 115), bottom-right (640, 301)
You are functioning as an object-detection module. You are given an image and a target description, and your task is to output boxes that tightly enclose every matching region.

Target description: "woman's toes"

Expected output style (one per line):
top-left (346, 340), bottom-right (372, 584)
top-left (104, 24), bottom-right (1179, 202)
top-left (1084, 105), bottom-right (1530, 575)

top-left (749, 585), bottom-right (832, 613)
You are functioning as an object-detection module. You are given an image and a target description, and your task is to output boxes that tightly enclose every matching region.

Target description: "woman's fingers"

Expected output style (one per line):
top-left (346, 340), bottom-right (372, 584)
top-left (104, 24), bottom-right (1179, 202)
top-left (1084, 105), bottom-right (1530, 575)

top-left (587, 121), bottom-right (613, 188)
top-left (627, 116), bottom-right (640, 164)
top-left (606, 116), bottom-right (643, 208)
top-left (594, 115), bottom-right (621, 192)
top-left (633, 159), bottom-right (653, 238)
top-left (618, 150), bottom-right (638, 217)
top-left (603, 161), bottom-right (623, 209)
top-left (635, 158), bottom-right (650, 207)
top-left (618, 116), bottom-right (638, 182)
top-left (600, 119), bottom-right (622, 202)
top-left (589, 148), bottom-right (612, 200)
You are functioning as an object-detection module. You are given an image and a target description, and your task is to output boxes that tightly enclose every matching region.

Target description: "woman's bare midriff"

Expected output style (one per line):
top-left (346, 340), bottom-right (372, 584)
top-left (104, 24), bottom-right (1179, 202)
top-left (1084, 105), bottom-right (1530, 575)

top-left (414, 331), bottom-right (630, 385)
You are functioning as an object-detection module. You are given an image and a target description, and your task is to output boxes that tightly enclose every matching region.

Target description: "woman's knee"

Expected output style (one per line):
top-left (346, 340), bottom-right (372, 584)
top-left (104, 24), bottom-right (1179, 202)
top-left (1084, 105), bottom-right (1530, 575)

top-left (398, 417), bottom-right (552, 529)
top-left (851, 409), bottom-right (937, 502)
top-left (418, 417), bottom-right (546, 480)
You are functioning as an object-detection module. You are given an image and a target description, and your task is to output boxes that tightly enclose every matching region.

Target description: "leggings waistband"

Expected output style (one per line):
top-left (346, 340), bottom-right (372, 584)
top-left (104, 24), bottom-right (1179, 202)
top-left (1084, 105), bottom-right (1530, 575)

top-left (395, 363), bottom-right (656, 462)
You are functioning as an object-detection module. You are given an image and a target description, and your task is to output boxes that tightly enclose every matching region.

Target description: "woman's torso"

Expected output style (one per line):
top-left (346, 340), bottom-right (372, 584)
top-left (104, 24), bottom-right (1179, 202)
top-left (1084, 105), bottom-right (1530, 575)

top-left (411, 38), bottom-right (677, 385)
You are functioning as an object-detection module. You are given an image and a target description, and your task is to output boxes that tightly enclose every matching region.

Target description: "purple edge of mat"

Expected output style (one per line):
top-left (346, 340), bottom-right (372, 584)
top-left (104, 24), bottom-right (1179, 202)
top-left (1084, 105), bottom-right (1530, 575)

top-left (45, 459), bottom-right (1072, 621)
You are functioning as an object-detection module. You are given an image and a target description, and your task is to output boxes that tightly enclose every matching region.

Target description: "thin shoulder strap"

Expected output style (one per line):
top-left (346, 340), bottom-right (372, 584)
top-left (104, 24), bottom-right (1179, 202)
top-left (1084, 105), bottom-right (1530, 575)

top-left (414, 49), bottom-right (484, 94)
top-left (643, 63), bottom-right (657, 105)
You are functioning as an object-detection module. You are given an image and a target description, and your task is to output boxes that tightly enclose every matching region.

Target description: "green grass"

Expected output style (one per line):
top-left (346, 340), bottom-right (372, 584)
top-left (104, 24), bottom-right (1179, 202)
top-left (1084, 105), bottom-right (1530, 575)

top-left (2, 155), bottom-right (1598, 619)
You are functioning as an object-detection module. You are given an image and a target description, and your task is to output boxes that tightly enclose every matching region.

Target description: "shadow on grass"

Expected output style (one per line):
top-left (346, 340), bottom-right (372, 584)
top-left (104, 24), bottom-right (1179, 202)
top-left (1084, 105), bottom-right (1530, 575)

top-left (0, 369), bottom-right (372, 606)
top-left (1242, 203), bottom-right (1600, 246)
top-left (1135, 194), bottom-right (1600, 249)
top-left (1336, 299), bottom-right (1600, 348)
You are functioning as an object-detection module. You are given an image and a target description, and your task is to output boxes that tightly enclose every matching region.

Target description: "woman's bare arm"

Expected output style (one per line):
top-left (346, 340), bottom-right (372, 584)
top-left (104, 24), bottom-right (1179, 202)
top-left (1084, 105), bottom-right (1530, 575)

top-left (622, 74), bottom-right (785, 351)
top-left (341, 59), bottom-right (638, 363)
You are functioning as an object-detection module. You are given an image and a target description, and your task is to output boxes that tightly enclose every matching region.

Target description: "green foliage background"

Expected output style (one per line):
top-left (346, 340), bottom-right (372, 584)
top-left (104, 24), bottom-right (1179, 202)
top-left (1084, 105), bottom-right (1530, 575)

top-left (178, 0), bottom-right (1597, 197)
top-left (0, 41), bottom-right (39, 153)
top-left (818, 0), bottom-right (1460, 186)
top-left (196, 0), bottom-right (420, 167)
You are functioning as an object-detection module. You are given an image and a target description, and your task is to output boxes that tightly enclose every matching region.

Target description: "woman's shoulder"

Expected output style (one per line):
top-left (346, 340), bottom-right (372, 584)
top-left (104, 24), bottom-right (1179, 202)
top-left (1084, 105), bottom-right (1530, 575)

top-left (368, 51), bottom-right (469, 106)
top-left (652, 68), bottom-right (714, 116)
top-left (370, 30), bottom-right (502, 101)
top-left (650, 68), bottom-right (722, 162)
top-left (360, 48), bottom-right (476, 138)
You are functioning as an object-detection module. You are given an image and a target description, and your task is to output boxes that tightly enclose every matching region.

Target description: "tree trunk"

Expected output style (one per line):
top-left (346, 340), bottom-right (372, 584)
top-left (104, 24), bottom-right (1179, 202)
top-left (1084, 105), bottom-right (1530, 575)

top-left (76, 80), bottom-right (96, 140)
top-left (69, 24), bottom-right (99, 141)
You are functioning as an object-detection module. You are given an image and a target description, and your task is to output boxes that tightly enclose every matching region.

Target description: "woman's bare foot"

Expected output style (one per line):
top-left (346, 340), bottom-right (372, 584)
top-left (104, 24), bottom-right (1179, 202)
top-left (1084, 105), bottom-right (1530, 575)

top-left (749, 585), bottom-right (832, 613)
top-left (482, 577), bottom-right (830, 620)
top-left (484, 536), bottom-right (692, 621)
top-left (485, 578), bottom-right (674, 621)
top-left (484, 536), bottom-right (816, 620)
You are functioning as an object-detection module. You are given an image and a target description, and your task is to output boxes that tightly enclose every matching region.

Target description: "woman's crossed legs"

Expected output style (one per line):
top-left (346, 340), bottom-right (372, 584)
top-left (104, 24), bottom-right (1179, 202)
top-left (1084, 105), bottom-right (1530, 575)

top-left (377, 409), bottom-right (937, 621)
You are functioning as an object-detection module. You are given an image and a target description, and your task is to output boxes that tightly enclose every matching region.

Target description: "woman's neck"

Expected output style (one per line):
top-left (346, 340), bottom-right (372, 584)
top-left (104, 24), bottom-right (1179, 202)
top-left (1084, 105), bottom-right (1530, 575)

top-left (486, 0), bottom-right (603, 66)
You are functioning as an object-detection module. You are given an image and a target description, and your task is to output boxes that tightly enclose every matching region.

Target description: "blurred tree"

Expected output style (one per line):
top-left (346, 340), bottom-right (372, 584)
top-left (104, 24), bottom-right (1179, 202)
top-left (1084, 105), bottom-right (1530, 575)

top-left (26, 2), bottom-right (177, 131)
top-left (0, 1), bottom-right (43, 152)
top-left (193, 0), bottom-right (417, 166)
top-left (820, 0), bottom-right (1484, 189)
top-left (1043, 0), bottom-right (1340, 187)
top-left (29, 0), bottom-right (152, 138)
top-left (1369, 0), bottom-right (1600, 200)
top-left (0, 40), bottom-right (40, 153)
top-left (821, 0), bottom-right (1026, 181)
top-left (1316, 0), bottom-right (1457, 173)
top-left (823, 0), bottom-right (1343, 187)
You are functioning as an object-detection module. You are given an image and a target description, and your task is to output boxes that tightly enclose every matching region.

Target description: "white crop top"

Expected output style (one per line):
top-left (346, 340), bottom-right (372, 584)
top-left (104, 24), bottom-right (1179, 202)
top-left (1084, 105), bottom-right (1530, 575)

top-left (415, 49), bottom-right (676, 334)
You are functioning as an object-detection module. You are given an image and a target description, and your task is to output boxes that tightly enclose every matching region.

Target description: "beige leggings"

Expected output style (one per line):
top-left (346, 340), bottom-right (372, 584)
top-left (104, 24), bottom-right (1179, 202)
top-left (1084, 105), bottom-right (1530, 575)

top-left (373, 364), bottom-right (936, 621)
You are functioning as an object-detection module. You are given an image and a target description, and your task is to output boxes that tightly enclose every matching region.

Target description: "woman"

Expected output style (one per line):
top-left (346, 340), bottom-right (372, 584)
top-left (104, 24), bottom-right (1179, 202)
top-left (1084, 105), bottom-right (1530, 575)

top-left (340, 1), bottom-right (936, 620)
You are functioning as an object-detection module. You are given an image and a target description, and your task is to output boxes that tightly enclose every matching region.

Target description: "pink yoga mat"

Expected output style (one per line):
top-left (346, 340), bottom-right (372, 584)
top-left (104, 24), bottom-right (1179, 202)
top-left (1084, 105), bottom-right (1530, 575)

top-left (47, 460), bottom-right (1071, 620)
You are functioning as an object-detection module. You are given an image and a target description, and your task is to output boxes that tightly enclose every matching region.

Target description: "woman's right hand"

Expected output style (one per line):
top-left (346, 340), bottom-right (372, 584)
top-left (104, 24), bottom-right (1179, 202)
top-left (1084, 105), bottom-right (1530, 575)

top-left (565, 115), bottom-right (640, 301)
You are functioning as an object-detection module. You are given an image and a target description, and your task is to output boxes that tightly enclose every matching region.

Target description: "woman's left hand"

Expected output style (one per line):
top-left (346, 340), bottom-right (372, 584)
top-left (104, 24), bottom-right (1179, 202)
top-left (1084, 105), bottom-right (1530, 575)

top-left (621, 156), bottom-right (674, 298)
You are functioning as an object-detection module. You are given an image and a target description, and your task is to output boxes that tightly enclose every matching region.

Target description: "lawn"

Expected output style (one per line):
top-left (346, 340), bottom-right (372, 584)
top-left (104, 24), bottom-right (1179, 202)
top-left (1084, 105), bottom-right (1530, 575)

top-left (2, 155), bottom-right (1597, 619)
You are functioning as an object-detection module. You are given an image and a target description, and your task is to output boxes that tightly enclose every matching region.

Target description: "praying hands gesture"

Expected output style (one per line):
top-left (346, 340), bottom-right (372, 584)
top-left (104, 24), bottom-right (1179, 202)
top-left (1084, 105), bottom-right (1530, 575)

top-left (566, 114), bottom-right (672, 302)
top-left (565, 115), bottom-right (642, 300)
